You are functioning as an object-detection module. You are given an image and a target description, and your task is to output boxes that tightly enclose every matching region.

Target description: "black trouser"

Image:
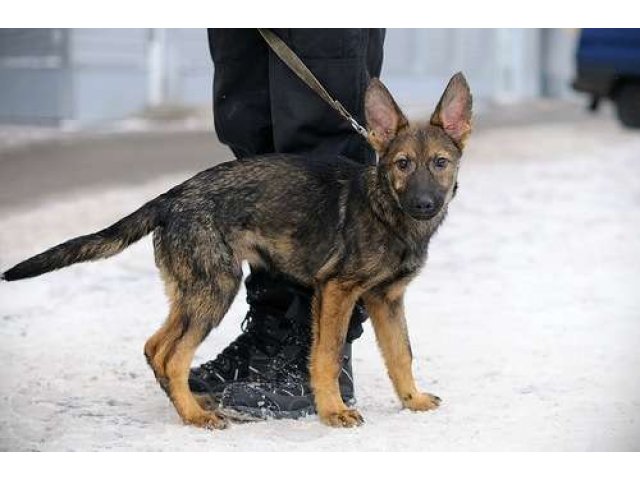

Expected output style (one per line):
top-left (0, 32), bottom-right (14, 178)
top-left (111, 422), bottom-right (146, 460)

top-left (208, 28), bottom-right (385, 342)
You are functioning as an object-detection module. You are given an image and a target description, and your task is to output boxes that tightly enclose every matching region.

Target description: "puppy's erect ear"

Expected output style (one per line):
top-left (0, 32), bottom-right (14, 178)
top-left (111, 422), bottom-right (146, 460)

top-left (430, 72), bottom-right (473, 148)
top-left (365, 78), bottom-right (408, 153)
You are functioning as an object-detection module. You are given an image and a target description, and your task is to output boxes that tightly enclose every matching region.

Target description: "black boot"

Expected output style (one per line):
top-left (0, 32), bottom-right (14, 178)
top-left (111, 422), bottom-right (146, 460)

top-left (188, 306), bottom-right (296, 398)
top-left (189, 270), bottom-right (366, 416)
top-left (218, 342), bottom-right (355, 420)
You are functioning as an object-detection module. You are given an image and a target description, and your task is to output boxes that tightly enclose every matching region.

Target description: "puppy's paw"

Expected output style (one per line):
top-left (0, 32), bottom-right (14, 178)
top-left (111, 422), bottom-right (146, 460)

top-left (319, 408), bottom-right (365, 428)
top-left (402, 392), bottom-right (441, 412)
top-left (184, 411), bottom-right (229, 430)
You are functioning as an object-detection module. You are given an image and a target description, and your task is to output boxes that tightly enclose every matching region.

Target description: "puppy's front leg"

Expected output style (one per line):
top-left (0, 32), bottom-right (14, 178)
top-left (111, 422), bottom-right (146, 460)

top-left (363, 286), bottom-right (441, 412)
top-left (310, 280), bottom-right (364, 427)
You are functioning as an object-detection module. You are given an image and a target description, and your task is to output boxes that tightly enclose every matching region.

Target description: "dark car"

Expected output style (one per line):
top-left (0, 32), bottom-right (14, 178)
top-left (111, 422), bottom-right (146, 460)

top-left (573, 28), bottom-right (640, 128)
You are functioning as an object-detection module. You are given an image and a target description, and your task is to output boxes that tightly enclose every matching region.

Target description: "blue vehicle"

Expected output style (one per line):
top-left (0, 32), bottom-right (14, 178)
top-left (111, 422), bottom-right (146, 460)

top-left (573, 28), bottom-right (640, 128)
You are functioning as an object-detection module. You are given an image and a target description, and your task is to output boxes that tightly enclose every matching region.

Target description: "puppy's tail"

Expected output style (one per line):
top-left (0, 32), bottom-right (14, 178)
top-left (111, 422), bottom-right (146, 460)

top-left (2, 198), bottom-right (162, 282)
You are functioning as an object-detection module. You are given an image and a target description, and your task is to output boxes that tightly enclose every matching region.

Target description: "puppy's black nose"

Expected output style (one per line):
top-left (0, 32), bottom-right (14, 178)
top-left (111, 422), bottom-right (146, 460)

top-left (412, 196), bottom-right (437, 215)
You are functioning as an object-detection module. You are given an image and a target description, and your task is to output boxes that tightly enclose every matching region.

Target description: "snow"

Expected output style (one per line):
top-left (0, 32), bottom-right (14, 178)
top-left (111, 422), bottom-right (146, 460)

top-left (1, 118), bottom-right (640, 451)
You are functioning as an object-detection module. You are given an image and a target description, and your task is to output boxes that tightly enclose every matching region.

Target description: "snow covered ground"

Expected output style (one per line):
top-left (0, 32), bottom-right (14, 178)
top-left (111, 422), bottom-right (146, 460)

top-left (1, 116), bottom-right (639, 451)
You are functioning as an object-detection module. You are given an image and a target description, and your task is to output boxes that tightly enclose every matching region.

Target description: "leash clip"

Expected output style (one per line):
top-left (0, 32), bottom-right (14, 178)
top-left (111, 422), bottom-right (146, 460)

top-left (349, 117), bottom-right (368, 139)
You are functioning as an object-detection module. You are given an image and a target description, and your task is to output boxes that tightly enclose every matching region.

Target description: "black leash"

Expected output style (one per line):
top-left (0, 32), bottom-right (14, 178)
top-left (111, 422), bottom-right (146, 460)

top-left (257, 29), bottom-right (369, 140)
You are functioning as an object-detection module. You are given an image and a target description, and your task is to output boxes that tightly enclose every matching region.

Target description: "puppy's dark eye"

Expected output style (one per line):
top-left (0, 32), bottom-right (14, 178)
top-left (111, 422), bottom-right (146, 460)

top-left (433, 157), bottom-right (448, 170)
top-left (396, 157), bottom-right (410, 171)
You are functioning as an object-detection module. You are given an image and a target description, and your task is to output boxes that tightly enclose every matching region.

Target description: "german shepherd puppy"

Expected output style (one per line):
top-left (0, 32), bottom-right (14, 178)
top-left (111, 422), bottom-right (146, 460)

top-left (2, 73), bottom-right (472, 429)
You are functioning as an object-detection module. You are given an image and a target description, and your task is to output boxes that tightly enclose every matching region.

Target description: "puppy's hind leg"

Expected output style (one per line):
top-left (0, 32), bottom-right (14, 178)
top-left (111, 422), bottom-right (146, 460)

top-left (151, 270), bottom-right (241, 430)
top-left (145, 217), bottom-right (242, 430)
top-left (144, 273), bottom-right (183, 388)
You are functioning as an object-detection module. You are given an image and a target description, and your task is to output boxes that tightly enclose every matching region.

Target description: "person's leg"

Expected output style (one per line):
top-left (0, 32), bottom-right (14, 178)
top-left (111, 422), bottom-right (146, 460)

top-left (209, 28), bottom-right (274, 158)
top-left (191, 29), bottom-right (367, 405)
top-left (217, 29), bottom-right (386, 420)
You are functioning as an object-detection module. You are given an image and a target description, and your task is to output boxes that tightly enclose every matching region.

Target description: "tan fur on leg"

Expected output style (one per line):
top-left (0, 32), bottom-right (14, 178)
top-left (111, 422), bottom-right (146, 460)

top-left (310, 280), bottom-right (364, 427)
top-left (163, 320), bottom-right (228, 429)
top-left (363, 284), bottom-right (441, 412)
